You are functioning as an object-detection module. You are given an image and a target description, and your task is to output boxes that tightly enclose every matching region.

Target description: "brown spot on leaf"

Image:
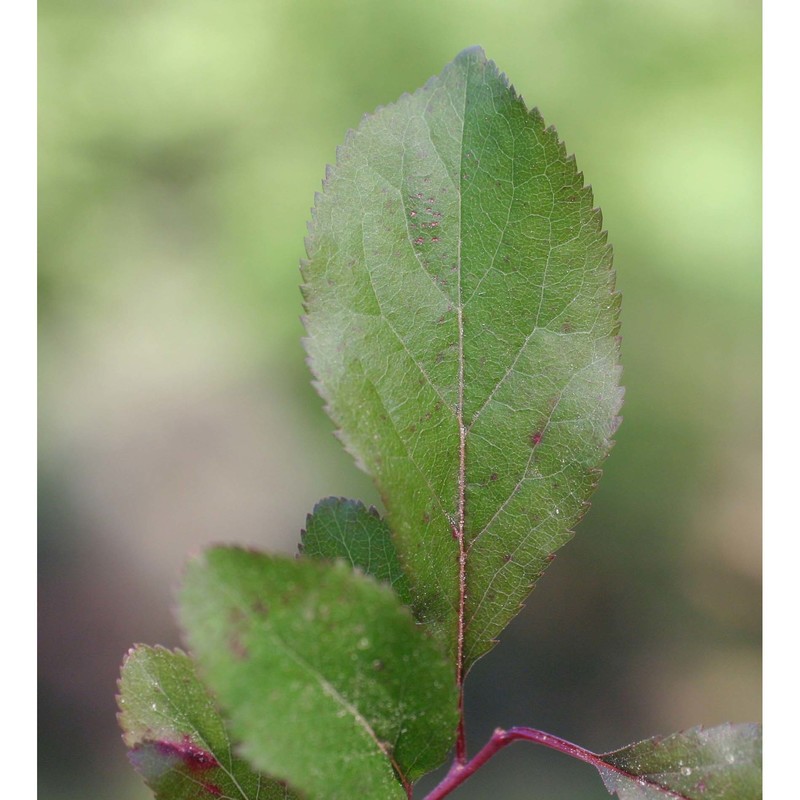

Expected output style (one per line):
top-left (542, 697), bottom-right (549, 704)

top-left (229, 631), bottom-right (248, 660)
top-left (252, 599), bottom-right (269, 616)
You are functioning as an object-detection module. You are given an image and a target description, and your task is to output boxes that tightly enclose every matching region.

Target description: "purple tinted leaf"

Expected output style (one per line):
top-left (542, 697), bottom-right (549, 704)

top-left (117, 645), bottom-right (299, 800)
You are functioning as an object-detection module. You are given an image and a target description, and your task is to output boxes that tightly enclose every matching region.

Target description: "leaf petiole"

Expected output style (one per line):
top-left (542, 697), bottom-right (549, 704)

top-left (421, 727), bottom-right (689, 800)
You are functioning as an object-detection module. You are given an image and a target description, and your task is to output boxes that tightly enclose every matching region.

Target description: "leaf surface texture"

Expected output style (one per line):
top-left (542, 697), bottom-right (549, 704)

top-left (301, 497), bottom-right (411, 605)
top-left (302, 46), bottom-right (622, 668)
top-left (597, 724), bottom-right (762, 799)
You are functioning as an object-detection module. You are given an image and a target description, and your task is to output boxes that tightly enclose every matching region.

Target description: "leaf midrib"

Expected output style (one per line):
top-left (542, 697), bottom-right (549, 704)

top-left (453, 56), bottom-right (469, 694)
top-left (263, 625), bottom-right (407, 787)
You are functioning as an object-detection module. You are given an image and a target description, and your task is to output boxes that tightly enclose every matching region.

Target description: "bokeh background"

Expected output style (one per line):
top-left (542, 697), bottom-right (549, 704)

top-left (38, 1), bottom-right (761, 798)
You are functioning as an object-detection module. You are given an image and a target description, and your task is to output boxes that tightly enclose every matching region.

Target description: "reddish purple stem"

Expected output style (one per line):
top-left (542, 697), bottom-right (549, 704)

top-left (420, 727), bottom-right (688, 800)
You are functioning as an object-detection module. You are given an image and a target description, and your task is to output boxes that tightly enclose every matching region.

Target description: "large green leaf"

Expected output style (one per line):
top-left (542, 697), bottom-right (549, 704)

top-left (300, 497), bottom-right (412, 605)
top-left (302, 46), bottom-right (622, 671)
top-left (117, 645), bottom-right (298, 799)
top-left (179, 548), bottom-right (459, 800)
top-left (598, 724), bottom-right (762, 799)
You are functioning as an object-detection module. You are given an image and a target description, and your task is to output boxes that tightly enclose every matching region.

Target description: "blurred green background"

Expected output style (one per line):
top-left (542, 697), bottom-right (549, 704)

top-left (38, 1), bottom-right (761, 797)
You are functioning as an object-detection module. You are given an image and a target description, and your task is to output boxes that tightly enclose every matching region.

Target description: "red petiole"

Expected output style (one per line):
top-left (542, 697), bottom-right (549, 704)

top-left (420, 726), bottom-right (690, 800)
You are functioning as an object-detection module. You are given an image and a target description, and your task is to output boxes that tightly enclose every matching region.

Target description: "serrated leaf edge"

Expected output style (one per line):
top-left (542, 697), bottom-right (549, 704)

top-left (300, 46), bottom-right (624, 675)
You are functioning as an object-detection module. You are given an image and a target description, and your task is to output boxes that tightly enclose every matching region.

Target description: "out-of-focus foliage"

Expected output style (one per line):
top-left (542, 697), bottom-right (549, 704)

top-left (180, 549), bottom-right (458, 797)
top-left (38, 1), bottom-right (760, 799)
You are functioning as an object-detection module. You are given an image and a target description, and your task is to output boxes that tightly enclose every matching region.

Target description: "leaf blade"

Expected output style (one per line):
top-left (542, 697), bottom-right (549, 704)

top-left (598, 723), bottom-right (762, 799)
top-left (302, 46), bottom-right (622, 669)
top-left (179, 548), bottom-right (459, 800)
top-left (117, 645), bottom-right (298, 800)
top-left (300, 497), bottom-right (412, 605)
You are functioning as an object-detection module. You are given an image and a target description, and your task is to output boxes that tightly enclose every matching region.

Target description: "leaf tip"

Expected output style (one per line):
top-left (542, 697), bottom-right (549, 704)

top-left (454, 45), bottom-right (487, 64)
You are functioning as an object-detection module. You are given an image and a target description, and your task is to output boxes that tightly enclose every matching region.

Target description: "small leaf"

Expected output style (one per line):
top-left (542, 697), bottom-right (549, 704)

top-left (300, 497), bottom-right (412, 605)
top-left (179, 548), bottom-right (459, 800)
top-left (302, 46), bottom-right (622, 674)
top-left (117, 645), bottom-right (298, 799)
top-left (597, 724), bottom-right (762, 799)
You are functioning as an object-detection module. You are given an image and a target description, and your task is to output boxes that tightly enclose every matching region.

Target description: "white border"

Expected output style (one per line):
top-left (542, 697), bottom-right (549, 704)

top-left (764, 0), bottom-right (797, 795)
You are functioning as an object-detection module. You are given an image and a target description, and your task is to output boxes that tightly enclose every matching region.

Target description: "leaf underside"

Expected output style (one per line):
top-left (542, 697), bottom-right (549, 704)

top-left (300, 496), bottom-right (412, 605)
top-left (302, 45), bottom-right (623, 669)
top-left (117, 645), bottom-right (298, 800)
top-left (179, 548), bottom-right (459, 800)
top-left (597, 723), bottom-right (762, 799)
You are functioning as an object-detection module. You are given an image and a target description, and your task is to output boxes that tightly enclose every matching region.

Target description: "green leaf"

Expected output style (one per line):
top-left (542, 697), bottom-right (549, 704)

top-left (302, 46), bottom-right (622, 670)
top-left (117, 645), bottom-right (298, 800)
top-left (597, 724), bottom-right (762, 799)
top-left (179, 548), bottom-right (459, 800)
top-left (300, 497), bottom-right (412, 605)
